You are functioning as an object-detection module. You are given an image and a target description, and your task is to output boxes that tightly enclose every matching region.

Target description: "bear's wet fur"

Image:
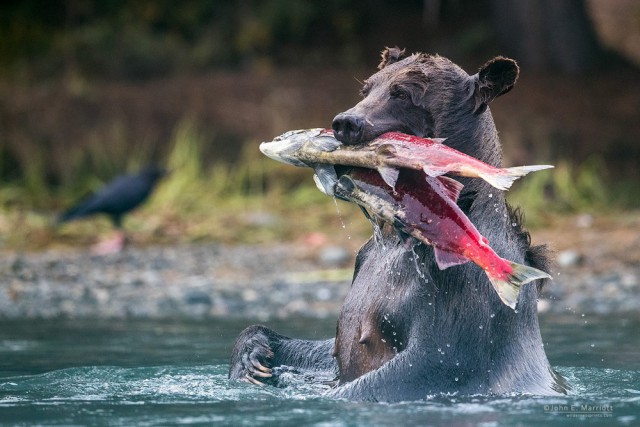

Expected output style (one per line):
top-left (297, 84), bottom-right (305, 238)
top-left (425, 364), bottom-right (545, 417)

top-left (229, 48), bottom-right (567, 402)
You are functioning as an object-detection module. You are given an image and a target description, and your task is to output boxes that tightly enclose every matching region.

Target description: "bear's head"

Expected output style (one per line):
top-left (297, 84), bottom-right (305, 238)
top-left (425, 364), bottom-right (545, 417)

top-left (332, 47), bottom-right (519, 146)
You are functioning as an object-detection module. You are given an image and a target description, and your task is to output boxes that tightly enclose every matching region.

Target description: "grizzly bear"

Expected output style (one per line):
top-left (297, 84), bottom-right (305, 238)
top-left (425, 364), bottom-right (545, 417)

top-left (229, 48), bottom-right (567, 402)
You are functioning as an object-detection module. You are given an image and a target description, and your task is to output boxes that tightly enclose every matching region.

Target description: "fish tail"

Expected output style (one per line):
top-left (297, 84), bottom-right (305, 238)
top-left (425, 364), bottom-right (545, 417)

top-left (479, 165), bottom-right (554, 191)
top-left (487, 262), bottom-right (552, 309)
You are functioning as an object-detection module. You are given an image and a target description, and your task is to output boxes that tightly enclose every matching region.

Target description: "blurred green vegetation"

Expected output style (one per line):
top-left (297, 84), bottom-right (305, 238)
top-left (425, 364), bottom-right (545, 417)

top-left (1, 0), bottom-right (638, 251)
top-left (506, 158), bottom-right (609, 226)
top-left (0, 118), bottom-right (370, 251)
top-left (0, 0), bottom-right (372, 81)
top-left (0, 116), bottom-right (629, 252)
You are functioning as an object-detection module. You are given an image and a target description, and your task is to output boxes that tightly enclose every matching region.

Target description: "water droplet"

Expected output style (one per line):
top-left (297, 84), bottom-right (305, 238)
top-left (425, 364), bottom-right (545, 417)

top-left (490, 313), bottom-right (495, 318)
top-left (488, 193), bottom-right (493, 198)
top-left (409, 363), bottom-right (413, 367)
top-left (456, 362), bottom-right (460, 366)
top-left (446, 344), bottom-right (450, 348)
top-left (590, 343), bottom-right (595, 348)
top-left (381, 339), bottom-right (386, 343)
top-left (512, 223), bottom-right (517, 227)
top-left (454, 377), bottom-right (459, 382)
top-left (437, 348), bottom-right (442, 353)
top-left (479, 325), bottom-right (483, 329)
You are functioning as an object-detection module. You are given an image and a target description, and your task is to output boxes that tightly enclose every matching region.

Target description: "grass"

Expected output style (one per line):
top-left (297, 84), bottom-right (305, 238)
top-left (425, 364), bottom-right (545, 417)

top-left (0, 118), bottom-right (636, 253)
top-left (0, 118), bottom-right (369, 252)
top-left (506, 157), bottom-right (611, 226)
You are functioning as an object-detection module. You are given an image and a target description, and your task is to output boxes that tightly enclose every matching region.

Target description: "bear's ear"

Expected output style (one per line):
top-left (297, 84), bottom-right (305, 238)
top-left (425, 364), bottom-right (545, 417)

top-left (472, 57), bottom-right (519, 114)
top-left (378, 47), bottom-right (406, 70)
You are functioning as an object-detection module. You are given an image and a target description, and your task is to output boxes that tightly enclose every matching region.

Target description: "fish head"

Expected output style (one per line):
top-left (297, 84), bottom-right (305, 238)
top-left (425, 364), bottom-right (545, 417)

top-left (259, 128), bottom-right (339, 166)
top-left (337, 174), bottom-right (357, 193)
top-left (334, 175), bottom-right (360, 203)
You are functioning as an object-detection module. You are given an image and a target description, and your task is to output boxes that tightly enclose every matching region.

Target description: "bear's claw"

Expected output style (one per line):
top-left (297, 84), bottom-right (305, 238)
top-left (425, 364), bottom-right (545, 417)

top-left (229, 325), bottom-right (278, 385)
top-left (244, 374), bottom-right (266, 386)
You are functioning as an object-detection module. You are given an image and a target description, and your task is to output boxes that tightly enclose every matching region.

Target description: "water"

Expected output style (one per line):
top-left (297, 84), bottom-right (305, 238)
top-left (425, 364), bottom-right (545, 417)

top-left (1, 315), bottom-right (639, 426)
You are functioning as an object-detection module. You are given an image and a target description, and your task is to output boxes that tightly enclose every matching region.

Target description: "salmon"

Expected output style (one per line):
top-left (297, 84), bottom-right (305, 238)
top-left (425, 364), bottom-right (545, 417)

top-left (333, 168), bottom-right (551, 309)
top-left (259, 128), bottom-right (552, 191)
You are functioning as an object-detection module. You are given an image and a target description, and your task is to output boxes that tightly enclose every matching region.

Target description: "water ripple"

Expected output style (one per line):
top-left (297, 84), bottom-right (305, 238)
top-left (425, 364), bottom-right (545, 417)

top-left (1, 365), bottom-right (639, 426)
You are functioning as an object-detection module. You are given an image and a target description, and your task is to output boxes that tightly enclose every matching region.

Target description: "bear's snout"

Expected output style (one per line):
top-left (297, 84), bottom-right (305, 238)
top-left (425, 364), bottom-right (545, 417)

top-left (332, 113), bottom-right (365, 145)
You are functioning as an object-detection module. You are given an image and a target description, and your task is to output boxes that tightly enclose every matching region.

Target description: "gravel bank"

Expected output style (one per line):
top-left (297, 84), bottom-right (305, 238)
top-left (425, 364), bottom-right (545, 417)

top-left (0, 243), bottom-right (354, 320)
top-left (1, 217), bottom-right (639, 319)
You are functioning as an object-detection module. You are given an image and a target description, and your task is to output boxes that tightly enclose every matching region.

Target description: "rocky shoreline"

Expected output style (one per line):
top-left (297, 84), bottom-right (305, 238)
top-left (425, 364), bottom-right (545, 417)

top-left (0, 243), bottom-right (355, 320)
top-left (2, 219), bottom-right (639, 319)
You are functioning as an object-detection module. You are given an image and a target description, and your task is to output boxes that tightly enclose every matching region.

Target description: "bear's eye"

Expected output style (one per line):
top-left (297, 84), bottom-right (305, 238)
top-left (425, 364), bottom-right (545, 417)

top-left (391, 86), bottom-right (409, 101)
top-left (360, 82), bottom-right (372, 97)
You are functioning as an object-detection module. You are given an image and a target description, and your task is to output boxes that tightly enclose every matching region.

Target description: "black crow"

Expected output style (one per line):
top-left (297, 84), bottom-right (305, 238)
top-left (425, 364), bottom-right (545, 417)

top-left (58, 166), bottom-right (167, 252)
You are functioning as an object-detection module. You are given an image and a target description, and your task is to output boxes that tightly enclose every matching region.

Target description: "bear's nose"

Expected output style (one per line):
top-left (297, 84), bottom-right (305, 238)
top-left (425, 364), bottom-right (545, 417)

top-left (332, 113), bottom-right (365, 144)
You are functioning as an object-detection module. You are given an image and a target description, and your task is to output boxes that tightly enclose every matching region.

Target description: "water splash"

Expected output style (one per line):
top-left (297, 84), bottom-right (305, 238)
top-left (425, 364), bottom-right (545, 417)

top-left (2, 364), bottom-right (640, 426)
top-left (370, 217), bottom-right (385, 247)
top-left (331, 196), bottom-right (349, 236)
top-left (410, 245), bottom-right (428, 283)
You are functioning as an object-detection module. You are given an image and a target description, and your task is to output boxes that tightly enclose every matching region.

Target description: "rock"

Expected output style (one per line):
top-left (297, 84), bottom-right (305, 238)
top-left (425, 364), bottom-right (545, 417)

top-left (575, 214), bottom-right (594, 228)
top-left (185, 290), bottom-right (212, 306)
top-left (243, 212), bottom-right (280, 227)
top-left (0, 240), bottom-right (637, 319)
top-left (316, 287), bottom-right (332, 301)
top-left (318, 246), bottom-right (351, 267)
top-left (557, 250), bottom-right (583, 267)
top-left (537, 299), bottom-right (551, 313)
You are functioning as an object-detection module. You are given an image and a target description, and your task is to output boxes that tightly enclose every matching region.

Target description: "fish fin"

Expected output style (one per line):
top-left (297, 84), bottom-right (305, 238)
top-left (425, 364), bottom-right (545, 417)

top-left (375, 143), bottom-right (397, 158)
top-left (429, 176), bottom-right (464, 202)
top-left (479, 165), bottom-right (554, 191)
top-left (358, 205), bottom-right (372, 221)
top-left (430, 137), bottom-right (447, 144)
top-left (337, 174), bottom-right (356, 192)
top-left (487, 262), bottom-right (552, 309)
top-left (422, 166), bottom-right (448, 177)
top-left (507, 164), bottom-right (555, 174)
top-left (434, 248), bottom-right (469, 270)
top-left (377, 166), bottom-right (400, 189)
top-left (313, 164), bottom-right (338, 196)
top-left (313, 174), bottom-right (331, 195)
top-left (390, 217), bottom-right (418, 248)
top-left (396, 229), bottom-right (415, 248)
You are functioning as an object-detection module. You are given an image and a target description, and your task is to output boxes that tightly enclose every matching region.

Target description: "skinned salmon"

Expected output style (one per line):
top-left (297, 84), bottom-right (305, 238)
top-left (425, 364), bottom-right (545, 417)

top-left (259, 128), bottom-right (553, 191)
top-left (332, 168), bottom-right (551, 309)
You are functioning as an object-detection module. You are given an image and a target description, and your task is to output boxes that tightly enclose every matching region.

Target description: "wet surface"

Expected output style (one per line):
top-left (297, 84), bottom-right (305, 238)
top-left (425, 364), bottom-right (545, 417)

top-left (0, 314), bottom-right (639, 426)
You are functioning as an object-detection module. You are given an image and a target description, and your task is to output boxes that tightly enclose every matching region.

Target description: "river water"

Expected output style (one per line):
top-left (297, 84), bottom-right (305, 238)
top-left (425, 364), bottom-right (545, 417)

top-left (1, 314), bottom-right (639, 426)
